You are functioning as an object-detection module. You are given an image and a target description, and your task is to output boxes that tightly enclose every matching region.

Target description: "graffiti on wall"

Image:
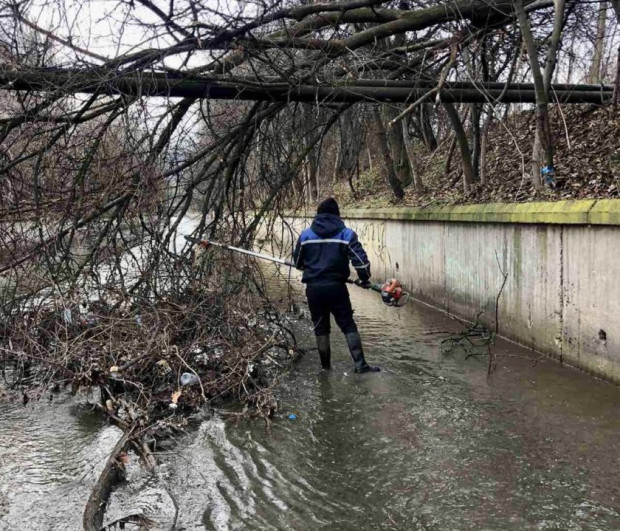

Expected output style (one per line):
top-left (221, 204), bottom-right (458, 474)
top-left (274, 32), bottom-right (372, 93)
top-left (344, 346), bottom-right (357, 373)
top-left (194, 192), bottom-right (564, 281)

top-left (349, 219), bottom-right (394, 273)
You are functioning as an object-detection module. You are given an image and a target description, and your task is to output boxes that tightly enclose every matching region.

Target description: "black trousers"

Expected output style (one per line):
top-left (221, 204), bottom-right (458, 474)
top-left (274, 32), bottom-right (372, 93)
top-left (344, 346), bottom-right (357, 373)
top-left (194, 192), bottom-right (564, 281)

top-left (305, 282), bottom-right (358, 336)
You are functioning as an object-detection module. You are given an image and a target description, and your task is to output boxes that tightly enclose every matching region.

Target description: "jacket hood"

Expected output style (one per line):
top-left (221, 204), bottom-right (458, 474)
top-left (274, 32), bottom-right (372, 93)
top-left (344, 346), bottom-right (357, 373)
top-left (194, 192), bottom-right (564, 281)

top-left (311, 213), bottom-right (345, 238)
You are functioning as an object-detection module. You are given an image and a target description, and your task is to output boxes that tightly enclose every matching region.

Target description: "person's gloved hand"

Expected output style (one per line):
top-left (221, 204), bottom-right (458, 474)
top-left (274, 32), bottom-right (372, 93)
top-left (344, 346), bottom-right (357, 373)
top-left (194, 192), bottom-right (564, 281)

top-left (354, 279), bottom-right (371, 288)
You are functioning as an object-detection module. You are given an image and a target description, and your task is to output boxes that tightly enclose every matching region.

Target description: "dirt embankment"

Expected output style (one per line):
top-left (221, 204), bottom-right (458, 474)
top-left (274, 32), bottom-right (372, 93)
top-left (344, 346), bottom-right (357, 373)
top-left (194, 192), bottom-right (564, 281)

top-left (333, 106), bottom-right (620, 208)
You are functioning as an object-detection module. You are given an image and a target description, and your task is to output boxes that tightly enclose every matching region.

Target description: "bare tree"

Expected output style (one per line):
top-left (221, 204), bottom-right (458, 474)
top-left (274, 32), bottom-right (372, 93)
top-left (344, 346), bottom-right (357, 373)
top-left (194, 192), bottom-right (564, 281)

top-left (514, 0), bottom-right (564, 189)
top-left (444, 102), bottom-right (475, 192)
top-left (372, 106), bottom-right (405, 199)
top-left (589, 1), bottom-right (610, 83)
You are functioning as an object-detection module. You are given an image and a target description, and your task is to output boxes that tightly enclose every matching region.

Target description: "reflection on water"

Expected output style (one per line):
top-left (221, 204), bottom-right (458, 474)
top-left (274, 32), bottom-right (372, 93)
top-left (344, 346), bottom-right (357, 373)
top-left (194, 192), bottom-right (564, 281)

top-left (162, 284), bottom-right (620, 530)
top-left (0, 393), bottom-right (122, 530)
top-left (3, 282), bottom-right (620, 529)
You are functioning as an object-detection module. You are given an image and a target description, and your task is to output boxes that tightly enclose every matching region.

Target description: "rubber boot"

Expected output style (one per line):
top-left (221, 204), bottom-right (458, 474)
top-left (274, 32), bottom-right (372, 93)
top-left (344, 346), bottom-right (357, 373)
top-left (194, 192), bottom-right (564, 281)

top-left (316, 335), bottom-right (331, 370)
top-left (345, 333), bottom-right (380, 373)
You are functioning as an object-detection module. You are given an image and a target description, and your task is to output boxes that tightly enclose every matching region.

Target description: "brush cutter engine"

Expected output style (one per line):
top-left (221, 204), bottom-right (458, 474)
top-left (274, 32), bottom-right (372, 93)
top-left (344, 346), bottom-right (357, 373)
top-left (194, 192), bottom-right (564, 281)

top-left (355, 278), bottom-right (409, 307)
top-left (380, 278), bottom-right (407, 307)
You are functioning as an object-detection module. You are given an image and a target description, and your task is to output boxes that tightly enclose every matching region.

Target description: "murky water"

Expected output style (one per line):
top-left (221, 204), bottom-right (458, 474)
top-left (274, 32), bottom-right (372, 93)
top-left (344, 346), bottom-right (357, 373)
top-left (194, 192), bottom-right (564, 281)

top-left (0, 392), bottom-right (122, 530)
top-left (2, 283), bottom-right (620, 530)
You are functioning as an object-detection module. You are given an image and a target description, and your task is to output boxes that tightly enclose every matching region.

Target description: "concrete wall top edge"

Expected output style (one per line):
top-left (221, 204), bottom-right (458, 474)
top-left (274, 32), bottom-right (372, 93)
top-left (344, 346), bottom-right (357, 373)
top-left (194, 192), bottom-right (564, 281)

top-left (288, 199), bottom-right (620, 225)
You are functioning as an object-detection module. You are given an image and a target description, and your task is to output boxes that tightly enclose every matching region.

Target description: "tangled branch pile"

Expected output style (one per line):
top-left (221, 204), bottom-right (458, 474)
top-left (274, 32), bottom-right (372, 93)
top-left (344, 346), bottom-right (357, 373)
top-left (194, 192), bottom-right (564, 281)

top-left (3, 279), bottom-right (294, 413)
top-left (1, 242), bottom-right (299, 414)
top-left (1, 234), bottom-right (301, 526)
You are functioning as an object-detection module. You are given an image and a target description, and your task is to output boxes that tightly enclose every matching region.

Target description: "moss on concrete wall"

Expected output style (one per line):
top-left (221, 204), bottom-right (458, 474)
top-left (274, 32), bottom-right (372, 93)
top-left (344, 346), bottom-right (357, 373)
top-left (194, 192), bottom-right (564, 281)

top-left (297, 199), bottom-right (620, 226)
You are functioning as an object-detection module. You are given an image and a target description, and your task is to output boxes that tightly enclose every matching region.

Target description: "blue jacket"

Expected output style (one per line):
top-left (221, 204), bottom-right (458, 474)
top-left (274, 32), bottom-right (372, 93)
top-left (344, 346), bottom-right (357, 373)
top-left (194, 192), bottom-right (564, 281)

top-left (293, 213), bottom-right (371, 284)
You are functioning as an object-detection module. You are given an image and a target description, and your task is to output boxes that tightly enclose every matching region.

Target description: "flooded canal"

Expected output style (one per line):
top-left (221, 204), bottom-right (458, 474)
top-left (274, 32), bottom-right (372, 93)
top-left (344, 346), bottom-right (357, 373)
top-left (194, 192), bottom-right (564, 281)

top-left (2, 280), bottom-right (620, 529)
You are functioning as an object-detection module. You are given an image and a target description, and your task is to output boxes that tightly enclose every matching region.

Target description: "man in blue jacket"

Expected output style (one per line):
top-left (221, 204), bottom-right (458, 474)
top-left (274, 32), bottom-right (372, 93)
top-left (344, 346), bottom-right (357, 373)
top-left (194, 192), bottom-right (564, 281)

top-left (293, 198), bottom-right (380, 373)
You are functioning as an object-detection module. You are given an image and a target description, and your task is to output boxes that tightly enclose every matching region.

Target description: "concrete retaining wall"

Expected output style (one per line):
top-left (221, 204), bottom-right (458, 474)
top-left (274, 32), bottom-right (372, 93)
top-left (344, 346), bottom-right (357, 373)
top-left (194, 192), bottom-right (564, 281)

top-left (287, 200), bottom-right (620, 383)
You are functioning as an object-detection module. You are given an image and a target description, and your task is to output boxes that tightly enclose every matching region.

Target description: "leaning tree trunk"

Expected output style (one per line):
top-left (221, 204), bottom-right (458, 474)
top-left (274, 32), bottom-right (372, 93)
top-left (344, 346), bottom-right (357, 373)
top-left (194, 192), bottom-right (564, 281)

top-left (336, 109), bottom-right (365, 192)
top-left (529, 0), bottom-right (567, 188)
top-left (382, 105), bottom-right (413, 187)
top-left (305, 154), bottom-right (318, 203)
top-left (366, 145), bottom-right (374, 172)
top-left (443, 103), bottom-right (475, 193)
top-left (445, 134), bottom-right (458, 177)
top-left (420, 104), bottom-right (438, 152)
top-left (615, 46), bottom-right (620, 108)
top-left (589, 1), bottom-right (608, 84)
top-left (611, 1), bottom-right (620, 107)
top-left (372, 107), bottom-right (404, 200)
top-left (471, 102), bottom-right (482, 181)
top-left (401, 118), bottom-right (426, 193)
top-left (480, 110), bottom-right (493, 184)
top-left (515, 0), bottom-right (558, 189)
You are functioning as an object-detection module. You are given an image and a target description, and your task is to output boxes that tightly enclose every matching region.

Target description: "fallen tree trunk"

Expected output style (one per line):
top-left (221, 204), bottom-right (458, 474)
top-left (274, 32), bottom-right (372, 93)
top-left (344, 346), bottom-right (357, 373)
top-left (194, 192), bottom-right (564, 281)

top-left (0, 69), bottom-right (614, 104)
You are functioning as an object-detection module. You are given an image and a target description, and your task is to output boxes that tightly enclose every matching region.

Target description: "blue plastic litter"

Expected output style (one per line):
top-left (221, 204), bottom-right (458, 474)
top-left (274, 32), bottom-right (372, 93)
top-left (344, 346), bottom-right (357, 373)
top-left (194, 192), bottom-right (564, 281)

top-left (541, 165), bottom-right (557, 188)
top-left (288, 414), bottom-right (298, 420)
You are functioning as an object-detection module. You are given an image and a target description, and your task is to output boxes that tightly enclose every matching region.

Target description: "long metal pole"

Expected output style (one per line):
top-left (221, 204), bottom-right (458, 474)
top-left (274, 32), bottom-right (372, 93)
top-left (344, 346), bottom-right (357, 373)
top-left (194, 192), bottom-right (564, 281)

top-left (184, 236), bottom-right (296, 267)
top-left (184, 235), bottom-right (378, 289)
top-left (184, 235), bottom-right (410, 305)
